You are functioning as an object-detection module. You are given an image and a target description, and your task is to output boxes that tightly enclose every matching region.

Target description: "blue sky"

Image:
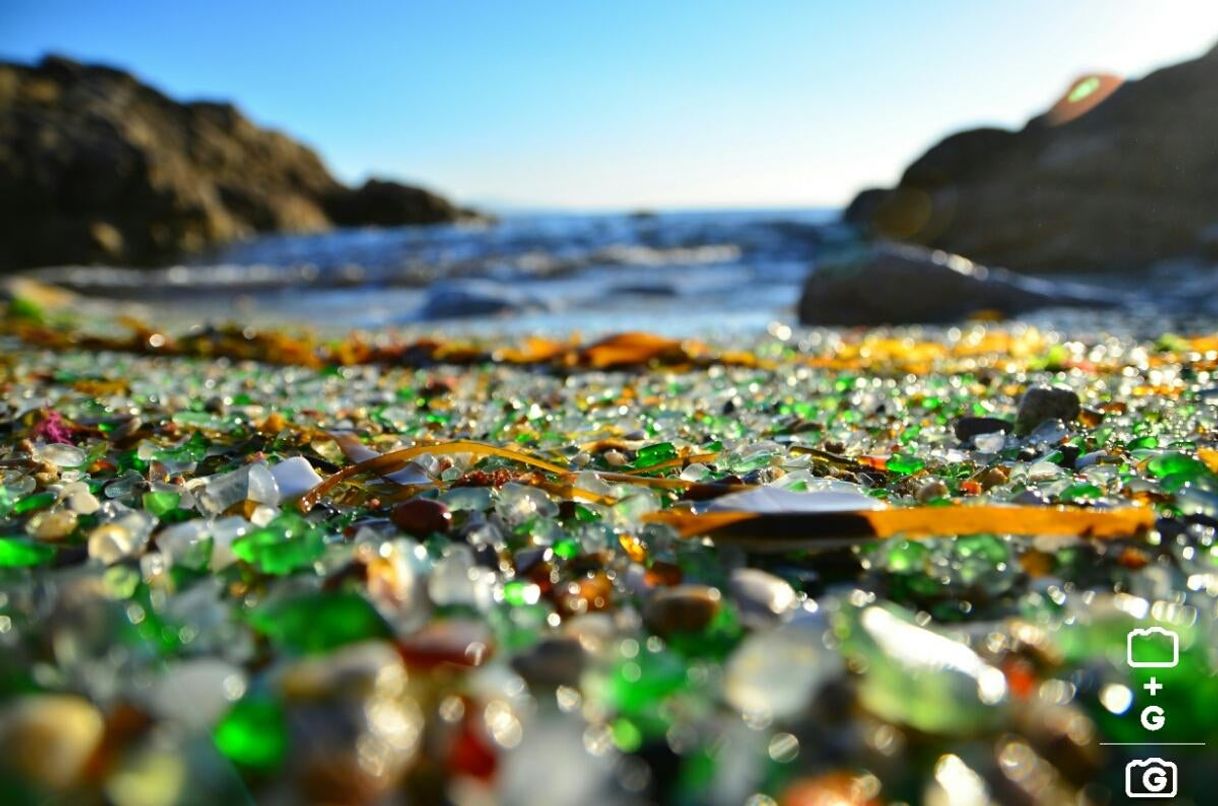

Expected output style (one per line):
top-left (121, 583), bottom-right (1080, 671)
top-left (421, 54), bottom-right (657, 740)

top-left (5, 1), bottom-right (1218, 210)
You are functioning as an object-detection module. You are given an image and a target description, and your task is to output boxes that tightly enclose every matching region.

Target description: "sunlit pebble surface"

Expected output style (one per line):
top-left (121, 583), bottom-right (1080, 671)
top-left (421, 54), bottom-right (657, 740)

top-left (2, 319), bottom-right (1218, 804)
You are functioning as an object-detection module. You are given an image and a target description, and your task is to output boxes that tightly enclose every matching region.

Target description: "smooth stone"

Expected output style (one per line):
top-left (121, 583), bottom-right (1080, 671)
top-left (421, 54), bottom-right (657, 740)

top-left (724, 621), bottom-right (842, 719)
top-left (87, 511), bottom-right (156, 564)
top-left (275, 641), bottom-right (422, 802)
top-left (729, 568), bottom-right (798, 628)
top-left (32, 508), bottom-right (78, 540)
top-left (418, 279), bottom-right (549, 320)
top-left (196, 466), bottom-right (252, 515)
top-left (915, 479), bottom-right (951, 503)
top-left (797, 243), bottom-right (1119, 326)
top-left (495, 482), bottom-right (559, 525)
top-left (1015, 385), bottom-right (1081, 435)
top-left (703, 485), bottom-right (883, 514)
top-left (953, 416), bottom-right (1012, 443)
top-left (973, 431), bottom-right (1007, 453)
top-left (510, 636), bottom-right (589, 688)
top-left (87, 522), bottom-right (138, 563)
top-left (851, 604), bottom-right (1008, 734)
top-left (427, 546), bottom-right (494, 609)
top-left (208, 516), bottom-right (252, 569)
top-left (644, 584), bottom-right (722, 636)
top-left (155, 519), bottom-right (212, 567)
top-left (398, 619), bottom-right (493, 669)
top-left (499, 716), bottom-right (617, 806)
top-left (146, 658), bottom-right (247, 730)
top-left (268, 456), bottom-right (323, 501)
top-left (245, 463), bottom-right (280, 507)
top-left (36, 442), bottom-right (86, 468)
top-left (391, 497), bottom-right (452, 537)
top-left (0, 694), bottom-right (105, 790)
top-left (1076, 450), bottom-right (1117, 469)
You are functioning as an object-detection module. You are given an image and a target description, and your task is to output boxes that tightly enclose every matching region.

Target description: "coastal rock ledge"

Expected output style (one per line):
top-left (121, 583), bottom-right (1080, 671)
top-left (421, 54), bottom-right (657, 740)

top-left (844, 42), bottom-right (1218, 272)
top-left (0, 55), bottom-right (468, 271)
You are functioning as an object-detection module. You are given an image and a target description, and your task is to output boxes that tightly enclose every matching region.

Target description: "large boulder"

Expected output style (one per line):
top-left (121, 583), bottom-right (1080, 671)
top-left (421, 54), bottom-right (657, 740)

top-left (844, 43), bottom-right (1218, 272)
top-left (798, 243), bottom-right (1119, 326)
top-left (0, 55), bottom-right (465, 271)
top-left (323, 178), bottom-right (460, 228)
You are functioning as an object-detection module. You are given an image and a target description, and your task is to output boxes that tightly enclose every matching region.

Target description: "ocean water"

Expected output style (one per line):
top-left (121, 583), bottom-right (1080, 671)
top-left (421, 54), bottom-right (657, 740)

top-left (30, 207), bottom-right (1218, 337)
top-left (33, 208), bottom-right (844, 335)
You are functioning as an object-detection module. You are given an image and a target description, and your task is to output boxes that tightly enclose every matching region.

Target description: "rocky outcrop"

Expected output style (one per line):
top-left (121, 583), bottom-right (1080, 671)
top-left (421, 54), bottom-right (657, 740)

top-left (797, 243), bottom-right (1120, 325)
top-left (0, 55), bottom-right (467, 271)
top-left (323, 179), bottom-right (461, 228)
top-left (844, 43), bottom-right (1218, 272)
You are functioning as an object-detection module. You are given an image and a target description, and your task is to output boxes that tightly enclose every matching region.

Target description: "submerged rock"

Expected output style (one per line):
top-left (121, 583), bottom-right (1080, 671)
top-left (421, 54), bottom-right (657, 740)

top-left (797, 243), bottom-right (1119, 325)
top-left (418, 280), bottom-right (550, 320)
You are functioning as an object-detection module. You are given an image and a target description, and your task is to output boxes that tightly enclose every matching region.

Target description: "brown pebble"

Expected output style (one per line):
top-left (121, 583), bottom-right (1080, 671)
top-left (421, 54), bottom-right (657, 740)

top-left (915, 480), bottom-right (950, 503)
top-left (975, 465), bottom-right (1010, 490)
top-left (1078, 407), bottom-right (1105, 427)
top-left (390, 498), bottom-right (452, 537)
top-left (0, 694), bottom-right (104, 791)
top-left (644, 561), bottom-right (683, 587)
top-left (33, 509), bottom-right (78, 541)
top-left (556, 572), bottom-right (614, 617)
top-left (644, 584), bottom-right (721, 636)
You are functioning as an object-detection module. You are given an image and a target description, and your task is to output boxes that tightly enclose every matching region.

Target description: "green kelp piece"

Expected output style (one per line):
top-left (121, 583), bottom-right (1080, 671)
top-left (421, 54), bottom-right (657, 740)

top-left (249, 591), bottom-right (391, 655)
top-left (0, 537), bottom-right (56, 568)
top-left (214, 696), bottom-right (288, 771)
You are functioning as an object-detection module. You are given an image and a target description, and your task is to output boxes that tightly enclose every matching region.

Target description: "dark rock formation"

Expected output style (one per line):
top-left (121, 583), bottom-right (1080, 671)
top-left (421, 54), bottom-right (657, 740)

top-left (323, 179), bottom-right (460, 228)
top-left (797, 243), bottom-right (1120, 325)
top-left (0, 55), bottom-right (467, 271)
top-left (843, 43), bottom-right (1218, 272)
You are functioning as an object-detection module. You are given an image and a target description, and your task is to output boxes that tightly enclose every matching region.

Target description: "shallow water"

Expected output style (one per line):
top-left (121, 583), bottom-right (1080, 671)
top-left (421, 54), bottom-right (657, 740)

top-left (31, 209), bottom-right (843, 334)
top-left (26, 208), bottom-right (1218, 337)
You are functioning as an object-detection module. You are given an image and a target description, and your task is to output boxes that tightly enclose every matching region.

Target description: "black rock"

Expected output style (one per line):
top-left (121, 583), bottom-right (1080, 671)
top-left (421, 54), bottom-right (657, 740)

top-left (509, 636), bottom-right (588, 688)
top-left (953, 416), bottom-right (1012, 443)
top-left (418, 280), bottom-right (549, 320)
top-left (1015, 385), bottom-right (1081, 435)
top-left (323, 179), bottom-right (461, 228)
top-left (797, 243), bottom-right (1119, 326)
top-left (843, 44), bottom-right (1218, 272)
top-left (0, 55), bottom-right (468, 271)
